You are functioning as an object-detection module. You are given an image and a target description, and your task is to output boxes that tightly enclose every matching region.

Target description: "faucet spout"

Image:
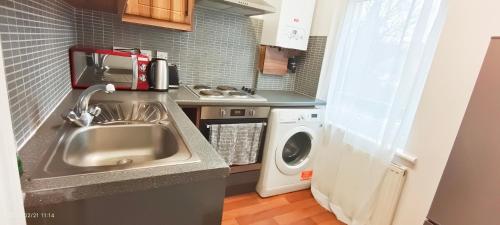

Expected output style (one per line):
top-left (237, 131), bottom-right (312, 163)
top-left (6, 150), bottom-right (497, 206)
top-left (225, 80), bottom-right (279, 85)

top-left (66, 84), bottom-right (115, 127)
top-left (76, 84), bottom-right (116, 115)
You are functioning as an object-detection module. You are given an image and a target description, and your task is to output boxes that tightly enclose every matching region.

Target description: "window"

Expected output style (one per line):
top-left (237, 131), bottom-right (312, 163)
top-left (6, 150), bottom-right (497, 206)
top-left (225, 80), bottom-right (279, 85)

top-left (325, 0), bottom-right (446, 151)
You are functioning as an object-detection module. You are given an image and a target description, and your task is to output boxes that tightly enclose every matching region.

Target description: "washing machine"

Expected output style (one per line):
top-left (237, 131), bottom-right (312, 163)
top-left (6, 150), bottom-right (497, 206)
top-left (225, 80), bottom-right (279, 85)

top-left (256, 108), bottom-right (324, 197)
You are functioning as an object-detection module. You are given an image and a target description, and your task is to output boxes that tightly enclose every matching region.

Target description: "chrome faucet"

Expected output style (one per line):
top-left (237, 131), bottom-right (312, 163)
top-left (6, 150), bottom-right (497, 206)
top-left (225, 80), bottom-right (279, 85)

top-left (64, 84), bottom-right (116, 127)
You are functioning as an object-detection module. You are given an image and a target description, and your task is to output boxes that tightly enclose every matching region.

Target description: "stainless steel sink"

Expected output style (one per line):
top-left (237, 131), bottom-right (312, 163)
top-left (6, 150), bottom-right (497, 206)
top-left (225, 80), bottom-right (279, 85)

top-left (33, 101), bottom-right (200, 178)
top-left (63, 124), bottom-right (185, 167)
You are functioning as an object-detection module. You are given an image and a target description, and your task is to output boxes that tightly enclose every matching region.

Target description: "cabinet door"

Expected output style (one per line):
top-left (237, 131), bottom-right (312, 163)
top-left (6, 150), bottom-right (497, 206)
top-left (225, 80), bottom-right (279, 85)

top-left (125, 0), bottom-right (139, 15)
top-left (171, 0), bottom-right (188, 23)
top-left (138, 0), bottom-right (151, 17)
top-left (123, 0), bottom-right (194, 31)
top-left (427, 38), bottom-right (500, 225)
top-left (126, 0), bottom-right (151, 17)
top-left (151, 0), bottom-right (171, 20)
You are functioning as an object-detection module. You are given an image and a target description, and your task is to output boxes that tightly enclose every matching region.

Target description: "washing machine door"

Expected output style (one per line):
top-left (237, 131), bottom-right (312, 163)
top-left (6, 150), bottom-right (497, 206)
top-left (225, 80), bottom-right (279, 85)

top-left (275, 126), bottom-right (316, 175)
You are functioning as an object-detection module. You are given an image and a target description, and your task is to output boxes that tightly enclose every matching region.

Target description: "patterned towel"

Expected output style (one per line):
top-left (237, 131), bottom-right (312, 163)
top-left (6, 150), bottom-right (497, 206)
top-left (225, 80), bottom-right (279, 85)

top-left (209, 123), bottom-right (265, 165)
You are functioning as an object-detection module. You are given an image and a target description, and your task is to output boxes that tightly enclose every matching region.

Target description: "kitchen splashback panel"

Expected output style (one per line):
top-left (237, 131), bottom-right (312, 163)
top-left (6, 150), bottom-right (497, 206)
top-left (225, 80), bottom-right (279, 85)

top-left (257, 73), bottom-right (296, 91)
top-left (0, 0), bottom-right (75, 146)
top-left (294, 36), bottom-right (327, 97)
top-left (74, 7), bottom-right (263, 89)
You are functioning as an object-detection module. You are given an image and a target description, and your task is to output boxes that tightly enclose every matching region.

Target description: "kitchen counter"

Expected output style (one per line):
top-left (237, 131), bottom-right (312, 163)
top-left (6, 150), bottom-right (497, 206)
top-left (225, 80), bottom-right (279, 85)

top-left (20, 86), bottom-right (325, 208)
top-left (20, 90), bottom-right (229, 208)
top-left (169, 86), bottom-right (326, 107)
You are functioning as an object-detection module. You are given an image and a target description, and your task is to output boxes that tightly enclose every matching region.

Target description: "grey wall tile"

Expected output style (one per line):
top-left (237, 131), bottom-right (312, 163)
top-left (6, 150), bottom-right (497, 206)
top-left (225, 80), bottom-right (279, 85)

top-left (0, 0), bottom-right (75, 147)
top-left (256, 36), bottom-right (327, 96)
top-left (257, 72), bottom-right (296, 91)
top-left (294, 36), bottom-right (327, 97)
top-left (75, 7), bottom-right (264, 89)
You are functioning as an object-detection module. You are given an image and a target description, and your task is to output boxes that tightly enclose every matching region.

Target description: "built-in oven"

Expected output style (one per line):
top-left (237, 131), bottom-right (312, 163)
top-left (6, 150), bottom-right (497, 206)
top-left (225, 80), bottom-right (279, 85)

top-left (199, 106), bottom-right (270, 196)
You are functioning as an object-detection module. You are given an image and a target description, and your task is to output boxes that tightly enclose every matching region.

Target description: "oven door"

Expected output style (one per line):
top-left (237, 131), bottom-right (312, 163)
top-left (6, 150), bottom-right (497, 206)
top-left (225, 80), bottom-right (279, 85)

top-left (200, 118), bottom-right (268, 165)
top-left (201, 118), bottom-right (268, 196)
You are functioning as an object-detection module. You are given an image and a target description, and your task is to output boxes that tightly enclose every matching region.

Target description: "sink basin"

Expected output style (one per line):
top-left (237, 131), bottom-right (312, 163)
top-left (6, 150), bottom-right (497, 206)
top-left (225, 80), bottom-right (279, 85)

top-left (33, 101), bottom-right (200, 178)
top-left (63, 124), bottom-right (183, 167)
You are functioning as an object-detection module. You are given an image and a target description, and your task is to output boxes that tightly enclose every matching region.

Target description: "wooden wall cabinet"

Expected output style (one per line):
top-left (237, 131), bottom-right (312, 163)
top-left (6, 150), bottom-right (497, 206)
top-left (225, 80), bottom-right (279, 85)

top-left (118, 0), bottom-right (195, 31)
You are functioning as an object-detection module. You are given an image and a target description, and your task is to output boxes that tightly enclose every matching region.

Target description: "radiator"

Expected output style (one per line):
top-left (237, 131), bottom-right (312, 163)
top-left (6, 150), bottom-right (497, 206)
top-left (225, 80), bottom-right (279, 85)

top-left (370, 163), bottom-right (407, 225)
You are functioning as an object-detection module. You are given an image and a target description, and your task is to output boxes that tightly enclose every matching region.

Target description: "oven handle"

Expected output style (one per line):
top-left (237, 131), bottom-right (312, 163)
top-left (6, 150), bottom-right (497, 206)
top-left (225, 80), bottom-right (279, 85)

top-left (206, 122), bottom-right (267, 129)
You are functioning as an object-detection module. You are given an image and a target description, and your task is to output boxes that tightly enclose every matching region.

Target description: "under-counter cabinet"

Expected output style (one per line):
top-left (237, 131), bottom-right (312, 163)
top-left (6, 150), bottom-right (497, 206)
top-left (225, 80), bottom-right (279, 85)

top-left (25, 178), bottom-right (226, 225)
top-left (118, 0), bottom-right (195, 31)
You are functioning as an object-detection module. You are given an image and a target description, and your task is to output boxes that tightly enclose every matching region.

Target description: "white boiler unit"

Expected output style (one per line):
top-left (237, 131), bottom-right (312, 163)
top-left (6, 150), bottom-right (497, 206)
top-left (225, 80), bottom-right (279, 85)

top-left (260, 0), bottom-right (316, 51)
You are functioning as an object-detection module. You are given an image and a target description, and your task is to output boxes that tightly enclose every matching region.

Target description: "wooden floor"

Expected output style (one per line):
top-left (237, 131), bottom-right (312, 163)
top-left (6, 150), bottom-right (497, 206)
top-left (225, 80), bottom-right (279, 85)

top-left (222, 190), bottom-right (346, 225)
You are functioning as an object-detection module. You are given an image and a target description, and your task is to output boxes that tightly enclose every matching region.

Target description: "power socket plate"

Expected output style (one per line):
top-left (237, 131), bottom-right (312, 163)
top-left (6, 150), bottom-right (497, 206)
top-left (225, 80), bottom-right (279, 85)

top-left (157, 51), bottom-right (168, 60)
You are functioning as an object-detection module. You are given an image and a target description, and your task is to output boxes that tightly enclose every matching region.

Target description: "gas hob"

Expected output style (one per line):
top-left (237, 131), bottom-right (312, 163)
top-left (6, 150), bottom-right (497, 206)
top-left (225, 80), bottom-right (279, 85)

top-left (186, 85), bottom-right (267, 102)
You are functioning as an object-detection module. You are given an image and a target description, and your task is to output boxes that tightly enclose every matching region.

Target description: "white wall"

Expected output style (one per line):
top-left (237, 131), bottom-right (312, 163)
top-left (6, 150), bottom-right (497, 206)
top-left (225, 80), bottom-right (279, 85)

top-left (0, 36), bottom-right (26, 225)
top-left (310, 0), bottom-right (337, 36)
top-left (316, 0), bottom-right (348, 100)
top-left (392, 0), bottom-right (500, 224)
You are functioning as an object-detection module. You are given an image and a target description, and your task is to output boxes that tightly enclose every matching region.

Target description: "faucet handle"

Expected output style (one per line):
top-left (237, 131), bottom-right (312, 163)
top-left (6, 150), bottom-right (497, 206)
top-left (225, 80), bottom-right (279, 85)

top-left (62, 110), bottom-right (86, 127)
top-left (79, 112), bottom-right (94, 127)
top-left (88, 106), bottom-right (102, 117)
top-left (62, 110), bottom-right (76, 120)
top-left (105, 84), bottom-right (116, 93)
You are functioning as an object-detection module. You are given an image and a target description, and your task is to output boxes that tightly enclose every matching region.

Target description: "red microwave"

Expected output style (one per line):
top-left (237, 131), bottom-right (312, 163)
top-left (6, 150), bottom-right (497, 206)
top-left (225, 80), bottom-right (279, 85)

top-left (69, 46), bottom-right (150, 90)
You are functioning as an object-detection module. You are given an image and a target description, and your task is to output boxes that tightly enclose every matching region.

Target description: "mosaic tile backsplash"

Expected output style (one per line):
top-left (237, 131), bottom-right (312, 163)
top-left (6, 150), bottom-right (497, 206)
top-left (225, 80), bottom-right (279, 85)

top-left (294, 36), bottom-right (327, 97)
top-left (74, 7), bottom-right (327, 97)
top-left (257, 36), bottom-right (327, 97)
top-left (0, 1), bottom-right (327, 147)
top-left (0, 0), bottom-right (75, 146)
top-left (74, 7), bottom-right (263, 89)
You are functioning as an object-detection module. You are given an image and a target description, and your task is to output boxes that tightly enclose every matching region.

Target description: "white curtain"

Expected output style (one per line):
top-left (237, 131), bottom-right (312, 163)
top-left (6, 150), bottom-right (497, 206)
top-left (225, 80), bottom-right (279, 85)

top-left (312, 0), bottom-right (447, 225)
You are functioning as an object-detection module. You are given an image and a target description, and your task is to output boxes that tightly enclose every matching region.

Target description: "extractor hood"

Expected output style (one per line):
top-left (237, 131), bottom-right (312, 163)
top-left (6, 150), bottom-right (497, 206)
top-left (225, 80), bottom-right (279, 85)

top-left (196, 0), bottom-right (275, 16)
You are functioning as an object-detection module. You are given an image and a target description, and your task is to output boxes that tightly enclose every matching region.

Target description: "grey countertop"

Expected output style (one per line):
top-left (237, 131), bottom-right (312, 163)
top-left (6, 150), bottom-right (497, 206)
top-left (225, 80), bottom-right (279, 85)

top-left (169, 86), bottom-right (326, 107)
top-left (20, 90), bottom-right (229, 208)
top-left (19, 86), bottom-right (325, 207)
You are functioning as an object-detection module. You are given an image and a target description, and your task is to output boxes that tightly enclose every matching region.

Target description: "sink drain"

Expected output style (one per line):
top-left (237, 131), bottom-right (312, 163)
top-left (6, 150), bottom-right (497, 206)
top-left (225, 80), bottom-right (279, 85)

top-left (116, 159), bottom-right (133, 165)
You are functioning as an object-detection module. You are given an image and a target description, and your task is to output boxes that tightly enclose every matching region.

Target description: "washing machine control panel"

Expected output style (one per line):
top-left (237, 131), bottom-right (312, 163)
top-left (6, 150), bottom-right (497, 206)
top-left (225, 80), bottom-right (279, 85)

top-left (279, 111), bottom-right (322, 123)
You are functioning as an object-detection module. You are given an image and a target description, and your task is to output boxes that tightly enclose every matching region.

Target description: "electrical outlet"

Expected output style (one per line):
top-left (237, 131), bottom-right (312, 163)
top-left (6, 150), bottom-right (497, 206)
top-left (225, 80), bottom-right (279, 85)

top-left (140, 49), bottom-right (153, 59)
top-left (157, 51), bottom-right (168, 60)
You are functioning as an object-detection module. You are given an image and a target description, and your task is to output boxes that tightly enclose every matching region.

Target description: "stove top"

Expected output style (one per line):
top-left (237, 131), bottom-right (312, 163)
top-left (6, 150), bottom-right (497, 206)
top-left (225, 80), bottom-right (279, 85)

top-left (186, 85), bottom-right (267, 102)
top-left (216, 85), bottom-right (238, 91)
top-left (200, 89), bottom-right (224, 96)
top-left (193, 85), bottom-right (211, 90)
